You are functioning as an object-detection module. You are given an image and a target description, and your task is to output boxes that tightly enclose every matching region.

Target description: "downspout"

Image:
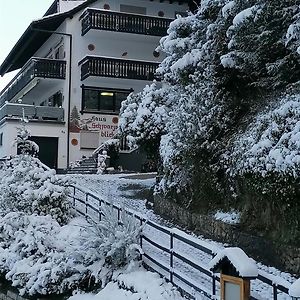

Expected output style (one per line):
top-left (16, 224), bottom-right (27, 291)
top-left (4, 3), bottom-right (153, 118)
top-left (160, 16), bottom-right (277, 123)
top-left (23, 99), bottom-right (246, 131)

top-left (30, 27), bottom-right (72, 168)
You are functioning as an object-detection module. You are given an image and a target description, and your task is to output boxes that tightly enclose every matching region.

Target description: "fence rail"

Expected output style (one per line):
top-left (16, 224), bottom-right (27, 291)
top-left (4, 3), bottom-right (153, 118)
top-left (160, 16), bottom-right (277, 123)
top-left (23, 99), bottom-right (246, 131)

top-left (68, 184), bottom-right (293, 300)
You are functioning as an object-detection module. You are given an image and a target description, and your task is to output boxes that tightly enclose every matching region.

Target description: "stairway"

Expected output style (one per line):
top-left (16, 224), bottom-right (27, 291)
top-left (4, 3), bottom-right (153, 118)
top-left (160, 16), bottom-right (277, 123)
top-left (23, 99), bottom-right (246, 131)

top-left (67, 156), bottom-right (97, 174)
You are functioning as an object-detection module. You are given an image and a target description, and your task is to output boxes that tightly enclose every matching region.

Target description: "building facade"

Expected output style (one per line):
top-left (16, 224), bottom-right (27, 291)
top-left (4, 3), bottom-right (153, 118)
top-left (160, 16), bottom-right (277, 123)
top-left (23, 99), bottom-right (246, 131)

top-left (0, 0), bottom-right (189, 170)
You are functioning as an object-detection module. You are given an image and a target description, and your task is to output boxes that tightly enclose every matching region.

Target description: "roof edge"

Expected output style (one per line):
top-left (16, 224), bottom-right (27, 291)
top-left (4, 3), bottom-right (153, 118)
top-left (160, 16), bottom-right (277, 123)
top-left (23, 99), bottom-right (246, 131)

top-left (0, 0), bottom-right (98, 76)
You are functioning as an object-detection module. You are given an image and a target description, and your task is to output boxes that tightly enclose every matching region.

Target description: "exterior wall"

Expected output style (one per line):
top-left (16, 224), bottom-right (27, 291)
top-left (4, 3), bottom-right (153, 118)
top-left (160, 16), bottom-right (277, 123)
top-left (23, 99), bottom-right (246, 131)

top-left (153, 195), bottom-right (300, 276)
top-left (64, 0), bottom-right (190, 164)
top-left (88, 0), bottom-right (188, 19)
top-left (0, 0), bottom-right (189, 168)
top-left (59, 0), bottom-right (86, 12)
top-left (0, 120), bottom-right (67, 168)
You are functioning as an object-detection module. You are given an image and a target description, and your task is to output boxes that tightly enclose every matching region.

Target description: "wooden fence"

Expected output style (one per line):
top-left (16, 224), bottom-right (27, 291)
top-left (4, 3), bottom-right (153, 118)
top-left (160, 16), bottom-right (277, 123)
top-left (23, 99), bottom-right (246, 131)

top-left (68, 184), bottom-right (293, 300)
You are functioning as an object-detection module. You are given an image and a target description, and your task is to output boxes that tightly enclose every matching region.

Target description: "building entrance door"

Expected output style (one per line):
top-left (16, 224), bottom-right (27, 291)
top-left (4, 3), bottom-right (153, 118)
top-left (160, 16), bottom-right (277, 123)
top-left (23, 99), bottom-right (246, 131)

top-left (30, 136), bottom-right (58, 169)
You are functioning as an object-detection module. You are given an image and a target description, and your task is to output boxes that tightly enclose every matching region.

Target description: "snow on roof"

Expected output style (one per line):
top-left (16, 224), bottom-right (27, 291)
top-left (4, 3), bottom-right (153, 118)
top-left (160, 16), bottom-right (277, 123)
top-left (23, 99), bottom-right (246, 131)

top-left (209, 247), bottom-right (258, 278)
top-left (289, 278), bottom-right (300, 297)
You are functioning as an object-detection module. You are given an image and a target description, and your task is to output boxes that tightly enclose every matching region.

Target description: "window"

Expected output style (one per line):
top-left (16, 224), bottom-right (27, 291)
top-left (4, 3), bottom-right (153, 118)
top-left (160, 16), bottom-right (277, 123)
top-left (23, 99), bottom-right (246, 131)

top-left (48, 92), bottom-right (63, 107)
top-left (0, 133), bottom-right (3, 146)
top-left (120, 4), bottom-right (146, 15)
top-left (82, 87), bottom-right (131, 114)
top-left (220, 274), bottom-right (249, 300)
top-left (55, 45), bottom-right (64, 59)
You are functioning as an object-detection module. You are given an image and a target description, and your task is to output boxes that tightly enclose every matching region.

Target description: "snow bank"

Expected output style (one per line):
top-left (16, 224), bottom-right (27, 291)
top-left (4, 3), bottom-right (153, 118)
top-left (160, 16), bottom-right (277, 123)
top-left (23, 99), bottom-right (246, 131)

top-left (214, 210), bottom-right (240, 224)
top-left (289, 278), bottom-right (300, 297)
top-left (69, 266), bottom-right (185, 300)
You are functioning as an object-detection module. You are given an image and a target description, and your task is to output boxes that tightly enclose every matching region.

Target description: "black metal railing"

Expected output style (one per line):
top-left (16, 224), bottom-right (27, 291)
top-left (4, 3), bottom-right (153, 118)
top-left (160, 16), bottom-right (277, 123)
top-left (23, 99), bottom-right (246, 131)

top-left (80, 56), bottom-right (159, 81)
top-left (0, 58), bottom-right (66, 105)
top-left (68, 184), bottom-right (294, 300)
top-left (81, 8), bottom-right (172, 36)
top-left (0, 103), bottom-right (64, 122)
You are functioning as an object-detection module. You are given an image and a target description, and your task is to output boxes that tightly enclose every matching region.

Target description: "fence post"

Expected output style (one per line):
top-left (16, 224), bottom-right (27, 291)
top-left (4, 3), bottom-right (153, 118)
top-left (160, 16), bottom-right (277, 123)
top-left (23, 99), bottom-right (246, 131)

top-left (85, 193), bottom-right (88, 216)
top-left (212, 274), bottom-right (216, 297)
top-left (140, 218), bottom-right (143, 261)
top-left (117, 208), bottom-right (121, 223)
top-left (73, 186), bottom-right (76, 207)
top-left (273, 285), bottom-right (278, 300)
top-left (98, 199), bottom-right (101, 221)
top-left (170, 230), bottom-right (174, 283)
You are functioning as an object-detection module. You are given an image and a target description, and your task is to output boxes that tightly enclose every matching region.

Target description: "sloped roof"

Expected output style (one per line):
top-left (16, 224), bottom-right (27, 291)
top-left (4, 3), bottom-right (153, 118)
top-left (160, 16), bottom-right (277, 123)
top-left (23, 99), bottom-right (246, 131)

top-left (209, 247), bottom-right (258, 278)
top-left (0, 0), bottom-right (97, 76)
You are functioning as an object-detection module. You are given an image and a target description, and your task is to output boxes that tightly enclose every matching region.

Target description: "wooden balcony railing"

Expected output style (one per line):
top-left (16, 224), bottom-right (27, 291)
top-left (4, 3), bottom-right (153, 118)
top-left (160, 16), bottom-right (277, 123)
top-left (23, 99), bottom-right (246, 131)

top-left (81, 8), bottom-right (172, 36)
top-left (0, 103), bottom-right (64, 122)
top-left (0, 58), bottom-right (66, 105)
top-left (80, 56), bottom-right (160, 81)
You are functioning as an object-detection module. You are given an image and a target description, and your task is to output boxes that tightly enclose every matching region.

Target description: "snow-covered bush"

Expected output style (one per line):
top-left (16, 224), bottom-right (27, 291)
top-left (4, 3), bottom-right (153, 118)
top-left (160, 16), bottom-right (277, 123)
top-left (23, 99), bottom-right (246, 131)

top-left (224, 92), bottom-right (300, 206)
top-left (0, 209), bottom-right (142, 296)
top-left (79, 205), bottom-right (142, 269)
top-left (0, 154), bottom-right (71, 224)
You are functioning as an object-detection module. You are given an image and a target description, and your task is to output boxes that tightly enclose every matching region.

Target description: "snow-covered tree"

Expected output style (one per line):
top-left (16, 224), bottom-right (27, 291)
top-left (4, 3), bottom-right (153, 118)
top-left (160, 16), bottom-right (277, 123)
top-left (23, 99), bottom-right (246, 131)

top-left (15, 117), bottom-right (39, 155)
top-left (119, 0), bottom-right (300, 240)
top-left (118, 82), bottom-right (172, 163)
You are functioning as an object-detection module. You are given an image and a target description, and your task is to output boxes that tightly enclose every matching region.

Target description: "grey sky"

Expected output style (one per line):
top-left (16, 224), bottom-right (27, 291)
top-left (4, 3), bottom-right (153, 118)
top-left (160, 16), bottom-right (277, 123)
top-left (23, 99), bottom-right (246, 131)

top-left (0, 0), bottom-right (54, 92)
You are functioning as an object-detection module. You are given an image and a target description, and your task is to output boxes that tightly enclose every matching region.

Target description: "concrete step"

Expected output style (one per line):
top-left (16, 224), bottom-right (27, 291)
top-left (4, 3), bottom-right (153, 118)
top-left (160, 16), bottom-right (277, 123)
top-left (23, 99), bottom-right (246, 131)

top-left (68, 169), bottom-right (97, 174)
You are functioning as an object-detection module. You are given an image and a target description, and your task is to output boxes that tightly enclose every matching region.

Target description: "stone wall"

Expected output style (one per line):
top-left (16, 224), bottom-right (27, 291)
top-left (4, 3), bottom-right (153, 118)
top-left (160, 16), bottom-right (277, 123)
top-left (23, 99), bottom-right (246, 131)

top-left (154, 195), bottom-right (300, 275)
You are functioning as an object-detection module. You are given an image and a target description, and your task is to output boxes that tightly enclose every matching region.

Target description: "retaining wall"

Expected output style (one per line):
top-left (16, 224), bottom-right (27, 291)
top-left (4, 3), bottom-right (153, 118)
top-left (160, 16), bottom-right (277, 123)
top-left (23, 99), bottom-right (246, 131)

top-left (153, 195), bottom-right (300, 276)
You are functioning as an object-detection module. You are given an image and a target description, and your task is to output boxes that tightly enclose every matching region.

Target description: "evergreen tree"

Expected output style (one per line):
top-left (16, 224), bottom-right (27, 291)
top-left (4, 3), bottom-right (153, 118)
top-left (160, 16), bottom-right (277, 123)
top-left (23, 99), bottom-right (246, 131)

top-left (119, 0), bottom-right (300, 241)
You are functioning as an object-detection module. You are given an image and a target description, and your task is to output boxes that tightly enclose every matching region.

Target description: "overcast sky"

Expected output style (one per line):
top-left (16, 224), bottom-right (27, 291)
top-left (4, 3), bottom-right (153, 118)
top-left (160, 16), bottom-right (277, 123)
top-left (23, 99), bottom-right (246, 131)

top-left (0, 0), bottom-right (54, 92)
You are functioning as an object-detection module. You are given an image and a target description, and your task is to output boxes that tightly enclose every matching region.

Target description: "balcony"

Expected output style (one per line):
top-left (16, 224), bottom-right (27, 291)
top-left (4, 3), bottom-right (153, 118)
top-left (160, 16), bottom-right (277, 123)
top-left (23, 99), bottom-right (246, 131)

top-left (0, 58), bottom-right (66, 105)
top-left (0, 103), bottom-right (64, 123)
top-left (80, 56), bottom-right (160, 81)
top-left (81, 8), bottom-right (173, 36)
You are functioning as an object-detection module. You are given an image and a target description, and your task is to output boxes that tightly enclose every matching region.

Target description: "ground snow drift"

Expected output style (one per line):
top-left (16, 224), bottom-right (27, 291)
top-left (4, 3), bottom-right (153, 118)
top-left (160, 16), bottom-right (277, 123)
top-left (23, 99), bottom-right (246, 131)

top-left (69, 267), bottom-right (185, 300)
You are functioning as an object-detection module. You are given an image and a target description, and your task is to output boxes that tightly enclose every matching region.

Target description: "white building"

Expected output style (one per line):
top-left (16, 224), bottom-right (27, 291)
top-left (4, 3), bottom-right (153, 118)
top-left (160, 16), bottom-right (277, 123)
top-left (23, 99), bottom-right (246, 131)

top-left (0, 0), bottom-right (189, 171)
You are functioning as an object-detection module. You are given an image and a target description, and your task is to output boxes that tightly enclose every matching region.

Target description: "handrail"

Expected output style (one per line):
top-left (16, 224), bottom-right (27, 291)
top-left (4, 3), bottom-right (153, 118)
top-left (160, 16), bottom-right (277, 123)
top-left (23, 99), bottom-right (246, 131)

top-left (80, 8), bottom-right (173, 36)
top-left (79, 56), bottom-right (159, 81)
top-left (0, 103), bottom-right (64, 122)
top-left (0, 57), bottom-right (66, 106)
top-left (92, 133), bottom-right (119, 156)
top-left (67, 184), bottom-right (294, 300)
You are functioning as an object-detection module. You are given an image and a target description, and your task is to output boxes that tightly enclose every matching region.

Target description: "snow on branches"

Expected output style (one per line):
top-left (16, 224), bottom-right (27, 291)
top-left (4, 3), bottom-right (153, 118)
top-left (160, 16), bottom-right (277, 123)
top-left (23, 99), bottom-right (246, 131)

top-left (0, 155), bottom-right (71, 224)
top-left (119, 0), bottom-right (300, 216)
top-left (118, 82), bottom-right (171, 149)
top-left (0, 207), bottom-right (142, 296)
top-left (227, 93), bottom-right (300, 179)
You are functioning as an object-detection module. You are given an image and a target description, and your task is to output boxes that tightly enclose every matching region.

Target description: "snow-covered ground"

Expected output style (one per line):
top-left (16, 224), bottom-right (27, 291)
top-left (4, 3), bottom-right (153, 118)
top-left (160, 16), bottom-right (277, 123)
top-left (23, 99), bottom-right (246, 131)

top-left (69, 264), bottom-right (186, 300)
top-left (71, 173), bottom-right (155, 214)
top-left (70, 173), bottom-right (298, 300)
